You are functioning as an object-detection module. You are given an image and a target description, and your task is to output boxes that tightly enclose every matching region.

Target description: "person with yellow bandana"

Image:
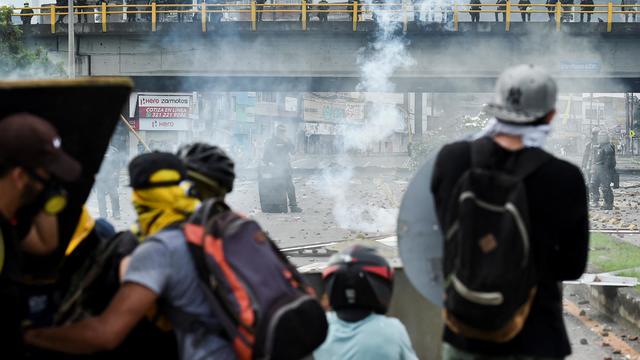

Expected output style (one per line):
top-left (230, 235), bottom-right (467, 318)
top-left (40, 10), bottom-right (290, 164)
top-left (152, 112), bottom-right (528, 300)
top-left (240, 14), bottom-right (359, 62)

top-left (25, 152), bottom-right (236, 360)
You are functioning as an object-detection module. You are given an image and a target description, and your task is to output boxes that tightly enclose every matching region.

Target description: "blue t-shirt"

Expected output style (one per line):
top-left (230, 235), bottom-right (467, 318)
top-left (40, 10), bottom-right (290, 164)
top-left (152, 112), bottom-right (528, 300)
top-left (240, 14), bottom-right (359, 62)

top-left (314, 312), bottom-right (418, 360)
top-left (124, 229), bottom-right (235, 360)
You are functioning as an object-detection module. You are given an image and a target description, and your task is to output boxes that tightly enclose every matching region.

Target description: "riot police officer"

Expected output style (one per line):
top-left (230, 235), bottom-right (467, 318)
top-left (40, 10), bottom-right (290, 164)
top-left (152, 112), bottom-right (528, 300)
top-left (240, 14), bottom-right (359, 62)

top-left (263, 124), bottom-right (302, 213)
top-left (581, 128), bottom-right (599, 183)
top-left (589, 132), bottom-right (616, 210)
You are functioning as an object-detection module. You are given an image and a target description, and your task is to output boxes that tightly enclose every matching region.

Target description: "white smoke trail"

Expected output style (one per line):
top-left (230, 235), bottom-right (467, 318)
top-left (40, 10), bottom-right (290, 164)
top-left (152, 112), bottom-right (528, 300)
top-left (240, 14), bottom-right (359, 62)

top-left (321, 3), bottom-right (414, 234)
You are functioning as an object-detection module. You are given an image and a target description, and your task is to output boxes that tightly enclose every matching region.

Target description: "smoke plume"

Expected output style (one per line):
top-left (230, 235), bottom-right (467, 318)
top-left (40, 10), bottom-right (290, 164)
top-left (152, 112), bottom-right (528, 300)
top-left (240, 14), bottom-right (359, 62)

top-left (321, 5), bottom-right (414, 234)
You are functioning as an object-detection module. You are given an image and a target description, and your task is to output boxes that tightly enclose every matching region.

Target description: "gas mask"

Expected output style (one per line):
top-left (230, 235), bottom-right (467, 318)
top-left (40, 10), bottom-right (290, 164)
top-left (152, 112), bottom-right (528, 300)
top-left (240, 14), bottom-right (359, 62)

top-left (24, 169), bottom-right (68, 216)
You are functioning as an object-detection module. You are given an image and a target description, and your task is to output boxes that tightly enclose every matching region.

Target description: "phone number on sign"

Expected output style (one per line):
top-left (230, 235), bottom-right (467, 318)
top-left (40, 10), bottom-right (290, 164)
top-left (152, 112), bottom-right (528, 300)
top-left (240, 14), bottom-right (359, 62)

top-left (142, 110), bottom-right (190, 118)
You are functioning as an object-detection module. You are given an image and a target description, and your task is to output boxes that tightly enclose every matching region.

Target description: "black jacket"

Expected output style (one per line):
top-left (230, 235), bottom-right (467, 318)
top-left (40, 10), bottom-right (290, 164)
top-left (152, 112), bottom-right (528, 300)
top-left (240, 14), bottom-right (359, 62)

top-left (432, 139), bottom-right (589, 358)
top-left (580, 0), bottom-right (594, 11)
top-left (518, 0), bottom-right (531, 11)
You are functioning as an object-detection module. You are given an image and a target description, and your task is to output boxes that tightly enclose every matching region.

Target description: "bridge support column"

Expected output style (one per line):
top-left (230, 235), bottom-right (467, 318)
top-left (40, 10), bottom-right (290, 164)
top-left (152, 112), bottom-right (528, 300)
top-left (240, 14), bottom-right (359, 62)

top-left (415, 92), bottom-right (423, 136)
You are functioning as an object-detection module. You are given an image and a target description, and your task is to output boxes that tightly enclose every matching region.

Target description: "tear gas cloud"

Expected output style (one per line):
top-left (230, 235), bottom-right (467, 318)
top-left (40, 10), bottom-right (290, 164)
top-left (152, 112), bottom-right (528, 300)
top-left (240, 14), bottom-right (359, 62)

top-left (320, 3), bottom-right (414, 234)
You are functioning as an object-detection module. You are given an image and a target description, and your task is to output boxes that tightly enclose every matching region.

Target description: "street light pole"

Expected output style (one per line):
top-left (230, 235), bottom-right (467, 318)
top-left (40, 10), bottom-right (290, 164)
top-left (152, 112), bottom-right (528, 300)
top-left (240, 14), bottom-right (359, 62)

top-left (67, 0), bottom-right (75, 78)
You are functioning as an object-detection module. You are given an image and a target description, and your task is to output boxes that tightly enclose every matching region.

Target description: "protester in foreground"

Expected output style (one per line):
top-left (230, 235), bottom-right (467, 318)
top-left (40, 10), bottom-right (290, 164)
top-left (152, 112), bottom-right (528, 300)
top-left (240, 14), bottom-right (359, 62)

top-left (431, 64), bottom-right (589, 359)
top-left (0, 113), bottom-right (81, 357)
top-left (314, 245), bottom-right (418, 360)
top-left (24, 152), bottom-right (235, 360)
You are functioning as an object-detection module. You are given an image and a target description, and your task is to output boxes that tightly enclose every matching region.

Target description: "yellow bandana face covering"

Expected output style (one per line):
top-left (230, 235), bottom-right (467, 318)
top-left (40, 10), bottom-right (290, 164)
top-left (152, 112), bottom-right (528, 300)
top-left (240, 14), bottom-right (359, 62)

top-left (132, 184), bottom-right (199, 238)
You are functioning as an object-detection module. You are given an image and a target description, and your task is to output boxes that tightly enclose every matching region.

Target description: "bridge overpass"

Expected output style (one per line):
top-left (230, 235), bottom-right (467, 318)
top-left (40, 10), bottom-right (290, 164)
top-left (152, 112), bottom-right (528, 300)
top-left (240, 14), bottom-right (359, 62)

top-left (22, 21), bottom-right (640, 92)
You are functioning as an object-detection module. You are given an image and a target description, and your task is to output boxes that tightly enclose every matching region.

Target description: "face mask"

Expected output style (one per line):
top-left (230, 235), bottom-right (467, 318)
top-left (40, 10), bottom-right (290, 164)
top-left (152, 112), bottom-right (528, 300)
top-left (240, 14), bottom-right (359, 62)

top-left (23, 170), bottom-right (68, 216)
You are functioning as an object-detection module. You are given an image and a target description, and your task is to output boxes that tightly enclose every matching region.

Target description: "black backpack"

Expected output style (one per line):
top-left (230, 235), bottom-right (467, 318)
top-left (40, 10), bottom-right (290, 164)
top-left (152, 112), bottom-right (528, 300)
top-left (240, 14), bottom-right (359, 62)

top-left (443, 138), bottom-right (550, 343)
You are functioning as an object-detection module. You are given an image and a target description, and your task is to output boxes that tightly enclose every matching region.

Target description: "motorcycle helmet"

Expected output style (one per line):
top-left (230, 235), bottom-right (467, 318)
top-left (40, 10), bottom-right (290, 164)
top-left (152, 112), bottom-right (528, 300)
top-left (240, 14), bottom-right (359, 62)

top-left (322, 245), bottom-right (394, 314)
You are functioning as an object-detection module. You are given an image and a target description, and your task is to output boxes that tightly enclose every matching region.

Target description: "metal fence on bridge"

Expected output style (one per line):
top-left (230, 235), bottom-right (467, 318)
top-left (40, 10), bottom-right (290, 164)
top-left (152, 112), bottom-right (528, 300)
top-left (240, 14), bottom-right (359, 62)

top-left (11, 1), bottom-right (640, 33)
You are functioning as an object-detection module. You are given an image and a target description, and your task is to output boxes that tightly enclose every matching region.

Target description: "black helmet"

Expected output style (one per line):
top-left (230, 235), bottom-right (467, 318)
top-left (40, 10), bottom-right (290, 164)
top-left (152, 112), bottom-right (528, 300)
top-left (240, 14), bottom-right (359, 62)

top-left (322, 245), bottom-right (394, 314)
top-left (177, 143), bottom-right (235, 193)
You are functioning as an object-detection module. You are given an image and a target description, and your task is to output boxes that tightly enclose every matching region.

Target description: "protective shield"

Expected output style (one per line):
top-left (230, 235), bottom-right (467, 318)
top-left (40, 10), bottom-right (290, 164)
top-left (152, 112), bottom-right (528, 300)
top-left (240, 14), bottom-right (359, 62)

top-left (397, 154), bottom-right (444, 307)
top-left (0, 77), bottom-right (133, 273)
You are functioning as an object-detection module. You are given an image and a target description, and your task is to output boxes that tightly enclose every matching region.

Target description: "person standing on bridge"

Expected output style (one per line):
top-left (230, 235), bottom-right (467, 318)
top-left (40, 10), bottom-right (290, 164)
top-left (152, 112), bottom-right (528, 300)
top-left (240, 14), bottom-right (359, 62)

top-left (256, 0), bottom-right (267, 21)
top-left (580, 0), bottom-right (594, 22)
top-left (546, 0), bottom-right (556, 21)
top-left (432, 65), bottom-right (589, 360)
top-left (318, 0), bottom-right (329, 22)
top-left (495, 0), bottom-right (506, 21)
top-left (622, 0), bottom-right (637, 22)
top-left (518, 0), bottom-right (531, 21)
top-left (55, 0), bottom-right (68, 23)
top-left (470, 0), bottom-right (481, 22)
top-left (20, 2), bottom-right (34, 25)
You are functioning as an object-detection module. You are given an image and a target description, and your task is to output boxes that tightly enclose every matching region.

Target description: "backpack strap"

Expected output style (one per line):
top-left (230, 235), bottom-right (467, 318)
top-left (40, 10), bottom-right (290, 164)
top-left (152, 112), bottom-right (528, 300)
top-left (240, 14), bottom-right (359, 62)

top-left (470, 137), bottom-right (551, 180)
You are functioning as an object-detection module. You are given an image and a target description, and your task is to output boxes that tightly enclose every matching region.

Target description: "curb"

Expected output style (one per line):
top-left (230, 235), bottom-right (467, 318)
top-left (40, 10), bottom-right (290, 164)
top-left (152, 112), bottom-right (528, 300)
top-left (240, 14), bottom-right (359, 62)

top-left (573, 283), bottom-right (640, 331)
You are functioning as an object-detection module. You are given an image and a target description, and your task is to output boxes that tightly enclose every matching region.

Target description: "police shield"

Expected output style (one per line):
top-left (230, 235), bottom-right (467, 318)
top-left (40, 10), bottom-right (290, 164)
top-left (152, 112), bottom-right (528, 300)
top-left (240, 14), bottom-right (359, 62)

top-left (397, 154), bottom-right (444, 307)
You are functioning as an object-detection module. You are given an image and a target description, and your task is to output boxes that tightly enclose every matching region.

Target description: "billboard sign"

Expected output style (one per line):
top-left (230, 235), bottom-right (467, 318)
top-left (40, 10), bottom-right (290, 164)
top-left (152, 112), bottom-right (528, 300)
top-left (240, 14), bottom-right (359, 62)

top-left (137, 94), bottom-right (196, 120)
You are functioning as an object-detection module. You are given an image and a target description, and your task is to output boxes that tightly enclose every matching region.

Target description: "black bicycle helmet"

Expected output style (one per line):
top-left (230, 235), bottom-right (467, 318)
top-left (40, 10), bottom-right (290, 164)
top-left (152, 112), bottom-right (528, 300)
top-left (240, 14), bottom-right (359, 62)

top-left (322, 245), bottom-right (394, 314)
top-left (177, 143), bottom-right (235, 193)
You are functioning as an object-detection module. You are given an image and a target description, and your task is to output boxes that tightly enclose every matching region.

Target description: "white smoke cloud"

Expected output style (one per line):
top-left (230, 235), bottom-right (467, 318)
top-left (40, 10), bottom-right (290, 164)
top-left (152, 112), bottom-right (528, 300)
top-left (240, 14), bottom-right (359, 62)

top-left (321, 5), bottom-right (414, 234)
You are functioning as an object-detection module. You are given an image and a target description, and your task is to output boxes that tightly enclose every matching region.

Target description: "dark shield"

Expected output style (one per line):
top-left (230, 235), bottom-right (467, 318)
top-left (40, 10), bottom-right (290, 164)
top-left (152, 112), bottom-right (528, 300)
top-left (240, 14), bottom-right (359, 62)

top-left (0, 77), bottom-right (133, 274)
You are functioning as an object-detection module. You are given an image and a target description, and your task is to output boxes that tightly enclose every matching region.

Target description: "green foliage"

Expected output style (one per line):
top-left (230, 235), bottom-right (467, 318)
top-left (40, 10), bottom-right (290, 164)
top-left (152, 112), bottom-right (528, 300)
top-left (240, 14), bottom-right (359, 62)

top-left (0, 6), bottom-right (65, 78)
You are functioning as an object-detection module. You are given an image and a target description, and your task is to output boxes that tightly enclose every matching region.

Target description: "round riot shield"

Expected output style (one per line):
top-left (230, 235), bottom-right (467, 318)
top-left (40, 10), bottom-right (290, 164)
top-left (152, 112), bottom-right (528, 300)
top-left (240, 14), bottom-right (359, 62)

top-left (397, 154), bottom-right (443, 307)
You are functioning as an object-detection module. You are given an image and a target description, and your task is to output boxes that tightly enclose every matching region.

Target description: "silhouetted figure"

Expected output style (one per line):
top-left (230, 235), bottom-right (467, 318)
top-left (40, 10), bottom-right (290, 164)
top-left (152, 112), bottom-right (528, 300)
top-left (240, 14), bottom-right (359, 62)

top-left (20, 2), bottom-right (34, 24)
top-left (470, 0), bottom-right (481, 21)
top-left (519, 0), bottom-right (531, 21)
top-left (560, 0), bottom-right (573, 22)
top-left (580, 0), bottom-right (593, 22)
top-left (318, 0), bottom-right (328, 21)
top-left (622, 0), bottom-right (637, 22)
top-left (56, 0), bottom-right (68, 23)
top-left (495, 0), bottom-right (506, 21)
top-left (546, 0), bottom-right (556, 21)
top-left (256, 0), bottom-right (266, 21)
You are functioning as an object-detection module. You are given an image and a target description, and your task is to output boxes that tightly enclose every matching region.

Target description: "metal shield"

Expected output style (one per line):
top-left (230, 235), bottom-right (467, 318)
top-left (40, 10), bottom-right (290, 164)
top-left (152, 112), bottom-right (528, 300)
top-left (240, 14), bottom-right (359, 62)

top-left (397, 154), bottom-right (444, 307)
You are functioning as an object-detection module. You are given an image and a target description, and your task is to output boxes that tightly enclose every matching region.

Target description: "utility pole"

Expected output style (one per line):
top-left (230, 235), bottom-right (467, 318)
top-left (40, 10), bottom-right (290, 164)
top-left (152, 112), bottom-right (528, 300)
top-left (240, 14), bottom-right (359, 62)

top-left (414, 92), bottom-right (423, 136)
top-left (626, 93), bottom-right (631, 155)
top-left (67, 0), bottom-right (75, 78)
top-left (589, 93), bottom-right (593, 134)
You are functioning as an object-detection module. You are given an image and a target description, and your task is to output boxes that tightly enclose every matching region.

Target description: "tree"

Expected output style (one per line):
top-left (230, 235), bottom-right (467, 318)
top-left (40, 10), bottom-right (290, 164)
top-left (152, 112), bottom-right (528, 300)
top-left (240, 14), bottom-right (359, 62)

top-left (0, 6), bottom-right (64, 78)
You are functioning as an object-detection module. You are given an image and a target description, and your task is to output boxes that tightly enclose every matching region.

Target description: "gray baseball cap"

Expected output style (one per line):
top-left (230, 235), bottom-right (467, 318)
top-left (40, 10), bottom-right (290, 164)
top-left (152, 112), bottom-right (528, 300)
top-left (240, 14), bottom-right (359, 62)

top-left (484, 64), bottom-right (558, 124)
